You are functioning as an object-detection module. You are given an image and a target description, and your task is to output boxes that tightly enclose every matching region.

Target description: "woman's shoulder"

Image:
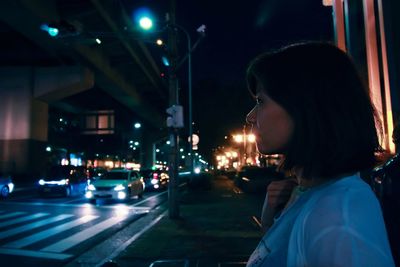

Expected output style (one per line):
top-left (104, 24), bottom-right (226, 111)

top-left (315, 174), bottom-right (372, 196)
top-left (302, 174), bottom-right (382, 225)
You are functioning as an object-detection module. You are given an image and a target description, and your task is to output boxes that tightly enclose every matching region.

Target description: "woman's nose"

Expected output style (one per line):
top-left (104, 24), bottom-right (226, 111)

top-left (246, 106), bottom-right (256, 125)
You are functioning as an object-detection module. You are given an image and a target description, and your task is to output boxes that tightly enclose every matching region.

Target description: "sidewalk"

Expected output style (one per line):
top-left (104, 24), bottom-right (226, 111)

top-left (112, 175), bottom-right (265, 267)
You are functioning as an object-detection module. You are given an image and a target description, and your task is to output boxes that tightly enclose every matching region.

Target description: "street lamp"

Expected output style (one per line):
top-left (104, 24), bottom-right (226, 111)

top-left (175, 25), bottom-right (193, 174)
top-left (233, 129), bottom-right (256, 166)
top-left (134, 7), bottom-right (155, 31)
top-left (173, 24), bottom-right (206, 175)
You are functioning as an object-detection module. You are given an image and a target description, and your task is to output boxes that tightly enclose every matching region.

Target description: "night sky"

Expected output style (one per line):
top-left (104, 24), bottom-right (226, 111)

top-left (130, 0), bottom-right (334, 160)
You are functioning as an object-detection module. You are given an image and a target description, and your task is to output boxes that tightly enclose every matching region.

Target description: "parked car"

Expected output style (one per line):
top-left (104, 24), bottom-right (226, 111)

top-left (223, 168), bottom-right (238, 180)
top-left (85, 169), bottom-right (144, 202)
top-left (140, 169), bottom-right (169, 191)
top-left (234, 165), bottom-right (284, 193)
top-left (0, 174), bottom-right (14, 198)
top-left (37, 165), bottom-right (88, 197)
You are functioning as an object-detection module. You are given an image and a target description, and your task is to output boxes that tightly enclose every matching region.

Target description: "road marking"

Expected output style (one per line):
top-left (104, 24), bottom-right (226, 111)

top-left (41, 216), bottom-right (126, 253)
top-left (0, 211), bottom-right (26, 220)
top-left (0, 213), bottom-right (48, 228)
top-left (133, 190), bottom-right (167, 206)
top-left (0, 248), bottom-right (72, 260)
top-left (0, 214), bottom-right (73, 239)
top-left (63, 197), bottom-right (87, 204)
top-left (4, 215), bottom-right (98, 249)
top-left (1, 201), bottom-right (146, 210)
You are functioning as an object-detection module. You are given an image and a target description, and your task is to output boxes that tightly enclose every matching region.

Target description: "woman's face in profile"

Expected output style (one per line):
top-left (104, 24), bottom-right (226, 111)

top-left (246, 86), bottom-right (294, 155)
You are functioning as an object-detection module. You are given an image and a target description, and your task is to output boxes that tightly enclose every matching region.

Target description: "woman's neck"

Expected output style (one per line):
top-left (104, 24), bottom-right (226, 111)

top-left (295, 168), bottom-right (357, 188)
top-left (294, 168), bottom-right (324, 188)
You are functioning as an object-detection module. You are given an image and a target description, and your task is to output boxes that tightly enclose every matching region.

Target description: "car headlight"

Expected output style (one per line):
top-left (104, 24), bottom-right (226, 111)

top-left (39, 179), bottom-right (45, 186)
top-left (57, 179), bottom-right (68, 185)
top-left (85, 191), bottom-right (93, 199)
top-left (87, 184), bottom-right (96, 191)
top-left (8, 183), bottom-right (14, 193)
top-left (114, 185), bottom-right (126, 191)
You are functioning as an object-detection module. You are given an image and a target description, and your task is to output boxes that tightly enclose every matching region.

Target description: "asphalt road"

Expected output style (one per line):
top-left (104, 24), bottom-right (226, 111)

top-left (0, 186), bottom-right (168, 267)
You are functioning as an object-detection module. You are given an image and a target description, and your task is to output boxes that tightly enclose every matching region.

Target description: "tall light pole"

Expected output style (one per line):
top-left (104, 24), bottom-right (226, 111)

top-left (174, 25), bottom-right (193, 175)
top-left (175, 24), bottom-right (206, 175)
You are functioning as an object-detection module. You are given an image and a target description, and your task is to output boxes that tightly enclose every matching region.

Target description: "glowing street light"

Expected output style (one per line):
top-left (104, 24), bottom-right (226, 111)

top-left (134, 7), bottom-right (155, 31)
top-left (156, 39), bottom-right (163, 46)
top-left (233, 134), bottom-right (244, 143)
top-left (139, 17), bottom-right (153, 30)
top-left (247, 134), bottom-right (256, 143)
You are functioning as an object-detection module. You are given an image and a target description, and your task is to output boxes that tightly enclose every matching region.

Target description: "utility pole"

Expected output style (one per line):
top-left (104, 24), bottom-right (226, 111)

top-left (167, 0), bottom-right (180, 219)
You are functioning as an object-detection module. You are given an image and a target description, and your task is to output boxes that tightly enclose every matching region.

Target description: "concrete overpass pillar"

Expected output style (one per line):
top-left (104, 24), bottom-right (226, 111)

top-left (0, 66), bottom-right (93, 181)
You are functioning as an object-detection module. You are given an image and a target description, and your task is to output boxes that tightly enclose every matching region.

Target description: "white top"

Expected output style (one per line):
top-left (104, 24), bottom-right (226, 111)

top-left (247, 174), bottom-right (395, 267)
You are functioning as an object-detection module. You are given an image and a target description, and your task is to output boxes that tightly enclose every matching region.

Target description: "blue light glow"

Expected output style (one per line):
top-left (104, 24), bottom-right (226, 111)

top-left (40, 24), bottom-right (59, 37)
top-left (162, 56), bottom-right (170, 66)
top-left (139, 17), bottom-right (153, 30)
top-left (133, 7), bottom-right (155, 31)
top-left (48, 27), bottom-right (59, 37)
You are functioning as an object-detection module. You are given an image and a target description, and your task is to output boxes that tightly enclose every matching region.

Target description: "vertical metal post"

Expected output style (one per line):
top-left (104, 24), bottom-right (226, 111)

top-left (167, 0), bottom-right (180, 219)
top-left (188, 33), bottom-right (193, 175)
top-left (173, 26), bottom-right (193, 175)
top-left (243, 125), bottom-right (247, 166)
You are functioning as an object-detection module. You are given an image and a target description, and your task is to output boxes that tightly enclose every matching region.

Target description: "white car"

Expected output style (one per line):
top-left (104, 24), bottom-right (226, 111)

top-left (85, 169), bottom-right (144, 202)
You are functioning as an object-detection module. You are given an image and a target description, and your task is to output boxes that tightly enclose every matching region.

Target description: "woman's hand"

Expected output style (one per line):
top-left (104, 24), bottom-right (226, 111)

top-left (261, 177), bottom-right (298, 233)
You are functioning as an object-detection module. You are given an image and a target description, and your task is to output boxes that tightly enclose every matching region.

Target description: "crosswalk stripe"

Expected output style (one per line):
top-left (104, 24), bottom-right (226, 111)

top-left (4, 215), bottom-right (98, 249)
top-left (41, 216), bottom-right (126, 253)
top-left (0, 214), bottom-right (74, 239)
top-left (0, 213), bottom-right (48, 228)
top-left (0, 248), bottom-right (72, 260)
top-left (0, 212), bottom-right (26, 220)
top-left (5, 201), bottom-right (142, 210)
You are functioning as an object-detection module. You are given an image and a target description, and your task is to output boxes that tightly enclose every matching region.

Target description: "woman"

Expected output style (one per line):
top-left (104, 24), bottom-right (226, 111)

top-left (245, 43), bottom-right (395, 267)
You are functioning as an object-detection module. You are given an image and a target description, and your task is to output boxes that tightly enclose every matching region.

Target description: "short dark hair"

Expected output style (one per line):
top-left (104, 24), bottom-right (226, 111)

top-left (246, 42), bottom-right (382, 179)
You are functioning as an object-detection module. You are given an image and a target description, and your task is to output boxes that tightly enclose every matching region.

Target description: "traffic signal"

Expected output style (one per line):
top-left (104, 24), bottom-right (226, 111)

top-left (40, 24), bottom-right (59, 37)
top-left (166, 105), bottom-right (184, 128)
top-left (40, 21), bottom-right (79, 38)
top-left (133, 7), bottom-right (155, 31)
top-left (139, 16), bottom-right (153, 30)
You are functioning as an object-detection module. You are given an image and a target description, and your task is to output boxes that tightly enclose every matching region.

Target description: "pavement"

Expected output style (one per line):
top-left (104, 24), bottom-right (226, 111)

top-left (107, 174), bottom-right (265, 267)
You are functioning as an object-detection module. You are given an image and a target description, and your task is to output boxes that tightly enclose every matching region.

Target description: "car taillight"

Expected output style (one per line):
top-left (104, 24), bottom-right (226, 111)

top-left (153, 173), bottom-right (159, 179)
